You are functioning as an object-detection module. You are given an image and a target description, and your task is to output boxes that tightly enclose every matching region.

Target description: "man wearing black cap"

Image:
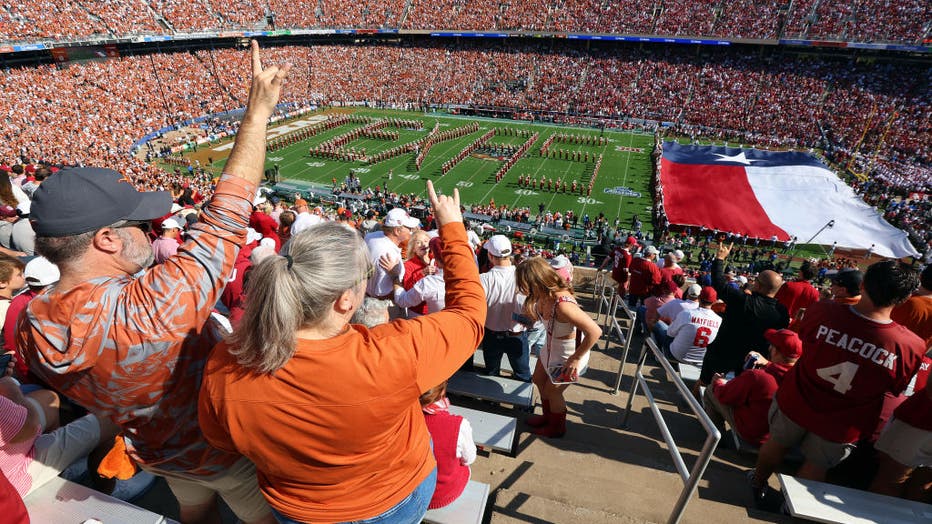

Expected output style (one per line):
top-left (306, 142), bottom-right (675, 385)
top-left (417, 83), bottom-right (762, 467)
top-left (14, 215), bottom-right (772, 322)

top-left (17, 42), bottom-right (288, 524)
top-left (829, 268), bottom-right (863, 305)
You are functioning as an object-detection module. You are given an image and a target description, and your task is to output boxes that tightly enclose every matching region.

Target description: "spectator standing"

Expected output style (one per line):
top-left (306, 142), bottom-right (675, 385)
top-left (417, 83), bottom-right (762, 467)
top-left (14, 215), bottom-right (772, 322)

top-left (394, 237), bottom-right (446, 315)
top-left (198, 182), bottom-right (485, 523)
top-left (150, 217), bottom-right (181, 265)
top-left (750, 261), bottom-right (925, 502)
top-left (289, 198), bottom-right (320, 236)
top-left (516, 257), bottom-right (601, 438)
top-left (479, 235), bottom-right (531, 382)
top-left (829, 268), bottom-right (863, 305)
top-left (699, 243), bottom-right (789, 387)
top-left (627, 245), bottom-right (661, 307)
top-left (365, 207), bottom-right (419, 299)
top-left (704, 328), bottom-right (802, 446)
top-left (666, 286), bottom-right (721, 365)
top-left (775, 260), bottom-right (820, 320)
top-left (17, 41), bottom-right (288, 524)
top-left (870, 264), bottom-right (932, 499)
top-left (400, 230), bottom-right (434, 316)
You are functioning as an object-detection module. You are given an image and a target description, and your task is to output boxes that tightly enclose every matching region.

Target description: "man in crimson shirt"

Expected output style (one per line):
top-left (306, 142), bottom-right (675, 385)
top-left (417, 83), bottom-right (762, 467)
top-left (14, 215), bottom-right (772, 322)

top-left (599, 236), bottom-right (636, 296)
top-left (775, 260), bottom-right (820, 320)
top-left (704, 329), bottom-right (802, 446)
top-left (870, 263), bottom-right (932, 499)
top-left (627, 245), bottom-right (661, 307)
top-left (750, 260), bottom-right (924, 502)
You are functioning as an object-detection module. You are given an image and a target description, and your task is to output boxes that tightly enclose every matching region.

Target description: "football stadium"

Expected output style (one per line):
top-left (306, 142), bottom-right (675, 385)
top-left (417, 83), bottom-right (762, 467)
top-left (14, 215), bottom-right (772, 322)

top-left (0, 3), bottom-right (930, 524)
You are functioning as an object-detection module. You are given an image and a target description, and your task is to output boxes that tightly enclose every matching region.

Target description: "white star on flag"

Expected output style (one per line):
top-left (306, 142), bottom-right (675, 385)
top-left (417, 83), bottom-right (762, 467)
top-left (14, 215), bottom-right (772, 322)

top-left (713, 152), bottom-right (757, 165)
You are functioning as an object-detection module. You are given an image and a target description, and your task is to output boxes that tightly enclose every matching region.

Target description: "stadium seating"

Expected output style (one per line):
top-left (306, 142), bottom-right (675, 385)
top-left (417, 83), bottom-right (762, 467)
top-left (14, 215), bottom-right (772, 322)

top-left (0, 0), bottom-right (928, 44)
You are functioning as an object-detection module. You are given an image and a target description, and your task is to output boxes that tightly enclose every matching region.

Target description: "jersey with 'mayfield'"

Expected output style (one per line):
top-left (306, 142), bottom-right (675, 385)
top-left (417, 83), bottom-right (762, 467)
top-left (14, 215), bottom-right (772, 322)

top-left (777, 300), bottom-right (925, 443)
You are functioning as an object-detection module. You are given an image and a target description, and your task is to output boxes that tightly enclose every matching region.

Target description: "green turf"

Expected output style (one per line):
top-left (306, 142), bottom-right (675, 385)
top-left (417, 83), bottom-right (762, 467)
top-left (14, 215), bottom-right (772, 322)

top-left (207, 108), bottom-right (656, 229)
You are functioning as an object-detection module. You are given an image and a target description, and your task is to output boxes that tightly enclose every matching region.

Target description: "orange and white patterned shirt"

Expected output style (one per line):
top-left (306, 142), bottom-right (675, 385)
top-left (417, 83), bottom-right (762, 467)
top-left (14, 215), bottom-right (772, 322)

top-left (18, 174), bottom-right (255, 476)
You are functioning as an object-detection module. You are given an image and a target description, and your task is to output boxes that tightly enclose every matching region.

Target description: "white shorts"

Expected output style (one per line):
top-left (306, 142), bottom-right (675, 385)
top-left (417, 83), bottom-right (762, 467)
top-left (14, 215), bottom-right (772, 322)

top-left (875, 417), bottom-right (932, 468)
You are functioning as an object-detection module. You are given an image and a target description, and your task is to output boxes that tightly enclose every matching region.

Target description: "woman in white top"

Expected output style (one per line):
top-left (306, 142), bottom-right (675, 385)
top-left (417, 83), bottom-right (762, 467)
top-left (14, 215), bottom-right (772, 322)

top-left (516, 257), bottom-right (601, 438)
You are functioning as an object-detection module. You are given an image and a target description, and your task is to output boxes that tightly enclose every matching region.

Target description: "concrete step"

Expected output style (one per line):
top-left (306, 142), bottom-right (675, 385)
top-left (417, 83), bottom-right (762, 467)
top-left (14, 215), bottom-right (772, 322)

top-left (489, 488), bottom-right (646, 524)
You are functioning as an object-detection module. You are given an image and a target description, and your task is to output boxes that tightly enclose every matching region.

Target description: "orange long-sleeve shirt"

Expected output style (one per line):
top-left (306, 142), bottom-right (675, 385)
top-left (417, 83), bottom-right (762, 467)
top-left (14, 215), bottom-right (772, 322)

top-left (198, 221), bottom-right (486, 522)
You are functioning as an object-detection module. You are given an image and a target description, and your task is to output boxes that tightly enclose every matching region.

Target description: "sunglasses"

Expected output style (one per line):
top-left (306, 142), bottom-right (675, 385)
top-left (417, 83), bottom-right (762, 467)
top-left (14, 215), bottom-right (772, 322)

top-left (114, 220), bottom-right (152, 234)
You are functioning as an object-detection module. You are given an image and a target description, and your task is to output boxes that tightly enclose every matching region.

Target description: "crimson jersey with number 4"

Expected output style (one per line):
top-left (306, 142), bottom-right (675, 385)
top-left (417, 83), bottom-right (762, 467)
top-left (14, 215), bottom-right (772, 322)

top-left (777, 301), bottom-right (925, 443)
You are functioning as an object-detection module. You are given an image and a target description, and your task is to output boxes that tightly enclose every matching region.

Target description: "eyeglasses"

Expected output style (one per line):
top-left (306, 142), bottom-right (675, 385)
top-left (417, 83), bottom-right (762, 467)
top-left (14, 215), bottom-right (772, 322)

top-left (114, 220), bottom-right (152, 234)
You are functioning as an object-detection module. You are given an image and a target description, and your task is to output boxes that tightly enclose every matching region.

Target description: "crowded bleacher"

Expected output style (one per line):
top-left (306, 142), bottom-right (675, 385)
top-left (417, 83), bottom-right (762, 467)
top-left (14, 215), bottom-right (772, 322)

top-left (0, 1), bottom-right (930, 521)
top-left (0, 0), bottom-right (929, 44)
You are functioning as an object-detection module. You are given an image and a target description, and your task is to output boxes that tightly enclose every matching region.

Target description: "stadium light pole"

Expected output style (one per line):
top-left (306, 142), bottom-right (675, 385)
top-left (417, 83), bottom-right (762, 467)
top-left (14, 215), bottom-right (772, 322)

top-left (801, 219), bottom-right (835, 249)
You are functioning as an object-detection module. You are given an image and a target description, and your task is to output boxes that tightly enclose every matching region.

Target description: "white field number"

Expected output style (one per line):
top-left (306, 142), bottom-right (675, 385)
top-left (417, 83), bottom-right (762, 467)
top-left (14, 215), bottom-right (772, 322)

top-left (306, 162), bottom-right (326, 167)
top-left (456, 181), bottom-right (474, 188)
top-left (515, 189), bottom-right (538, 196)
top-left (398, 174), bottom-right (420, 180)
top-left (354, 167), bottom-right (371, 173)
top-left (816, 362), bottom-right (859, 393)
top-left (577, 197), bottom-right (601, 204)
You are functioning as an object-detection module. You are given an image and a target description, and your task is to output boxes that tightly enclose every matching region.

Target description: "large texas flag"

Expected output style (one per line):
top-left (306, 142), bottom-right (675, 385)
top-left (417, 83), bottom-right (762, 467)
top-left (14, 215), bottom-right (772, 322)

top-left (660, 141), bottom-right (918, 258)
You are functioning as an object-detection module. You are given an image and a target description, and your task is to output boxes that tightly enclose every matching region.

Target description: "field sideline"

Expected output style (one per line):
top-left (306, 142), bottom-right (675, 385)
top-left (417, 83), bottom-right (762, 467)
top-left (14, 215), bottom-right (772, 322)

top-left (200, 108), bottom-right (656, 227)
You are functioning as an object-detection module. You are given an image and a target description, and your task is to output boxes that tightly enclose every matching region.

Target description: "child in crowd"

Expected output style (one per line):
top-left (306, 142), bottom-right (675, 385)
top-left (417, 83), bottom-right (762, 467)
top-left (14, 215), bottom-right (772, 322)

top-left (419, 381), bottom-right (476, 509)
top-left (0, 254), bottom-right (24, 333)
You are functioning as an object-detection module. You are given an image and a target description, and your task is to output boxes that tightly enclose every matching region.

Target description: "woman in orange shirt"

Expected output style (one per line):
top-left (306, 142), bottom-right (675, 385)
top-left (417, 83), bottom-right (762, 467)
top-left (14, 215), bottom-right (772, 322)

top-left (198, 182), bottom-right (486, 523)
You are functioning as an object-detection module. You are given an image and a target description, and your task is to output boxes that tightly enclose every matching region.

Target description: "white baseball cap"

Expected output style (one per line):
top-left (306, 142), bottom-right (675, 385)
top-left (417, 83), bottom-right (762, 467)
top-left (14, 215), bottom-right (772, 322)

top-left (673, 249), bottom-right (684, 261)
top-left (645, 245), bottom-right (659, 256)
top-left (161, 218), bottom-right (181, 230)
top-left (685, 284), bottom-right (702, 298)
top-left (384, 208), bottom-right (420, 228)
top-left (549, 254), bottom-right (570, 269)
top-left (483, 235), bottom-right (513, 257)
top-left (24, 256), bottom-right (60, 287)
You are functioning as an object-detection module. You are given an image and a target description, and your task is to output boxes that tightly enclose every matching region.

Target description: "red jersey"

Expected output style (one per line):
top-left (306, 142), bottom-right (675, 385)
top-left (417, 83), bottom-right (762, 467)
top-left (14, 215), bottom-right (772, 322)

top-left (714, 362), bottom-right (790, 445)
top-left (777, 300), bottom-right (926, 443)
top-left (610, 247), bottom-right (632, 284)
top-left (894, 385), bottom-right (932, 431)
top-left (628, 257), bottom-right (661, 297)
top-left (775, 280), bottom-right (820, 319)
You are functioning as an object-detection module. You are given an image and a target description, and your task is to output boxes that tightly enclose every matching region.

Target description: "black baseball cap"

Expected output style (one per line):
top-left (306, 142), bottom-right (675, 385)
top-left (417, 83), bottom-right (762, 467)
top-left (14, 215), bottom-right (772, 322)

top-left (30, 167), bottom-right (172, 237)
top-left (830, 268), bottom-right (863, 295)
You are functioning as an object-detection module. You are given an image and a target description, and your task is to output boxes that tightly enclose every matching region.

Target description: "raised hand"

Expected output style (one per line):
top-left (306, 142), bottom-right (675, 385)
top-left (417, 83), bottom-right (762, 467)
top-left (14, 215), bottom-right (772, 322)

top-left (245, 40), bottom-right (292, 121)
top-left (715, 241), bottom-right (733, 261)
top-left (426, 180), bottom-right (462, 227)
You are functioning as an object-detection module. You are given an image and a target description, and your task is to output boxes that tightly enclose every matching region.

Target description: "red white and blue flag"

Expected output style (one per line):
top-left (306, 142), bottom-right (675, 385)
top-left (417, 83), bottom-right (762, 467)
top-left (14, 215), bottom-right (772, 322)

top-left (659, 142), bottom-right (918, 258)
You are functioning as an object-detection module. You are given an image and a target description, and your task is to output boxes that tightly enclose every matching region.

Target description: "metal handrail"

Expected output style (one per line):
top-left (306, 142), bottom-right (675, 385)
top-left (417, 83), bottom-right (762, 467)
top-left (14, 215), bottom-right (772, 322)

top-left (620, 337), bottom-right (721, 524)
top-left (609, 298), bottom-right (636, 394)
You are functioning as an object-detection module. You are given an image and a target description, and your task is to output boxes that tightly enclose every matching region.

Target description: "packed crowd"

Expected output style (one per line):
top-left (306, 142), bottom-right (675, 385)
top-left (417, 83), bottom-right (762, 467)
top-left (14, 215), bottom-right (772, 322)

top-left (0, 42), bottom-right (927, 253)
top-left (3, 0), bottom-right (928, 44)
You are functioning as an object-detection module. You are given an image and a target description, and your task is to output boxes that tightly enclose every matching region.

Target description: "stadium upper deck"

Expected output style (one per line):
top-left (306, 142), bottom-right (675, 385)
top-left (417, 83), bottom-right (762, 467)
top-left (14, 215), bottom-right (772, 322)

top-left (0, 0), bottom-right (928, 45)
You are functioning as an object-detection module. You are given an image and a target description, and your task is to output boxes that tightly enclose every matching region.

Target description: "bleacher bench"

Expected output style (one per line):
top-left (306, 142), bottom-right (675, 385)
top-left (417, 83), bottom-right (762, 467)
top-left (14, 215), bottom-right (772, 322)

top-left (447, 372), bottom-right (534, 409)
top-left (463, 212), bottom-right (493, 223)
top-left (472, 348), bottom-right (537, 376)
top-left (778, 474), bottom-right (932, 524)
top-left (423, 480), bottom-right (490, 524)
top-left (496, 219), bottom-right (532, 232)
top-left (24, 476), bottom-right (177, 524)
top-left (448, 404), bottom-right (517, 455)
top-left (677, 363), bottom-right (701, 383)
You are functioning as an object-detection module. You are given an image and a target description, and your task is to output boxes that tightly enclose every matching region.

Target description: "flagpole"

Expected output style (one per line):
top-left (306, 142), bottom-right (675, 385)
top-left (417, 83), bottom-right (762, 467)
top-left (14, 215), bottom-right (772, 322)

top-left (795, 219), bottom-right (835, 258)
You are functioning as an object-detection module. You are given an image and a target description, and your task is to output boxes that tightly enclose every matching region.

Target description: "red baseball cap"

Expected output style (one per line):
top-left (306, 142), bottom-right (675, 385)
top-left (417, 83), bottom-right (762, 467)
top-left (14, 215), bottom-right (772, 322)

top-left (699, 286), bottom-right (717, 303)
top-left (625, 236), bottom-right (638, 245)
top-left (764, 329), bottom-right (803, 359)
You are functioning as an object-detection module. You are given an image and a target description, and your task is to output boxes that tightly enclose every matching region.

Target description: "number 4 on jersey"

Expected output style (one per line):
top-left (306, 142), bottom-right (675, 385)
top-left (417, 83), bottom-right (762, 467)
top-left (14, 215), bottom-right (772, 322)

top-left (816, 362), bottom-right (859, 394)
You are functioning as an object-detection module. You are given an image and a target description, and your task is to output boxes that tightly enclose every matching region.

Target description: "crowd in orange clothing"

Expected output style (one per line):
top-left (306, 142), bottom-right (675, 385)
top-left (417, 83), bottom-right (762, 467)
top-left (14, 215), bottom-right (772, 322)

top-left (0, 0), bottom-right (928, 43)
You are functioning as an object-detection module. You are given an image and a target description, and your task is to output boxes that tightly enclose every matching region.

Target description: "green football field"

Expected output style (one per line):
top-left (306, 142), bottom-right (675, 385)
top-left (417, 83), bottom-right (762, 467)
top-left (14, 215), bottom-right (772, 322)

top-left (203, 108), bottom-right (656, 228)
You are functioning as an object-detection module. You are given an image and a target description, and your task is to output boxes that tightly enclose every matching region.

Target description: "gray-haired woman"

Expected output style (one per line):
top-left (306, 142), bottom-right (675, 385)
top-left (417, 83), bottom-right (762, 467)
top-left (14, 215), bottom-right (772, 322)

top-left (198, 181), bottom-right (486, 524)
